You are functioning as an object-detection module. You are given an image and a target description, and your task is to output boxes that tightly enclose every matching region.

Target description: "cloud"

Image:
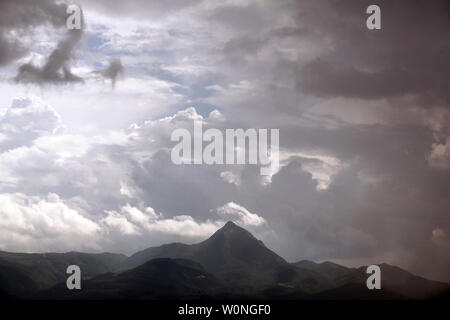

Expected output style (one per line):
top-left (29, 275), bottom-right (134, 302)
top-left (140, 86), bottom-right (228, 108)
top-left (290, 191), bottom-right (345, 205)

top-left (0, 96), bottom-right (63, 150)
top-left (0, 31), bottom-right (27, 66)
top-left (0, 192), bottom-right (100, 252)
top-left (103, 204), bottom-right (222, 238)
top-left (0, 0), bottom-right (67, 66)
top-left (216, 202), bottom-right (266, 227)
top-left (429, 137), bottom-right (450, 169)
top-left (94, 58), bottom-right (124, 88)
top-left (0, 92), bottom-right (448, 281)
top-left (77, 0), bottom-right (199, 19)
top-left (0, 192), bottom-right (268, 253)
top-left (0, 0), bottom-right (86, 84)
top-left (292, 0), bottom-right (450, 106)
top-left (15, 29), bottom-right (85, 84)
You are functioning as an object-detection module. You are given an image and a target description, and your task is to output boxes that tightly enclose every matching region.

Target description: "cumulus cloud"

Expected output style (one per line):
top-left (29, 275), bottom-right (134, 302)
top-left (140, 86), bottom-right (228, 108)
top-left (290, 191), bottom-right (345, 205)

top-left (103, 204), bottom-right (222, 238)
top-left (0, 99), bottom-right (268, 252)
top-left (0, 192), bottom-right (233, 253)
top-left (216, 202), bottom-right (266, 227)
top-left (220, 171), bottom-right (240, 186)
top-left (0, 192), bottom-right (100, 252)
top-left (0, 96), bottom-right (63, 150)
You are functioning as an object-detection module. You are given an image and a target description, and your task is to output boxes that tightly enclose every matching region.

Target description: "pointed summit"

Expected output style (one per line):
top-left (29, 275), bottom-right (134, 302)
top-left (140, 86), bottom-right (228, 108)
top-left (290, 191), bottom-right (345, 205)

top-left (122, 220), bottom-right (287, 280)
top-left (223, 221), bottom-right (237, 228)
top-left (216, 220), bottom-right (245, 233)
top-left (209, 220), bottom-right (258, 243)
top-left (119, 223), bottom-right (334, 294)
top-left (218, 221), bottom-right (245, 233)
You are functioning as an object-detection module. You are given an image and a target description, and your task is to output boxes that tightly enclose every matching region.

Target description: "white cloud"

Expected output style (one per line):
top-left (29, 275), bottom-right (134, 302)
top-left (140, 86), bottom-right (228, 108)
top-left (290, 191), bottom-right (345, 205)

top-left (209, 109), bottom-right (225, 121)
top-left (0, 193), bottom-right (100, 252)
top-left (429, 136), bottom-right (450, 169)
top-left (220, 171), bottom-right (240, 185)
top-left (216, 202), bottom-right (266, 227)
top-left (0, 192), bottom-right (269, 253)
top-left (0, 96), bottom-right (64, 150)
top-left (279, 151), bottom-right (345, 190)
top-left (101, 209), bottom-right (140, 236)
top-left (102, 204), bottom-right (222, 238)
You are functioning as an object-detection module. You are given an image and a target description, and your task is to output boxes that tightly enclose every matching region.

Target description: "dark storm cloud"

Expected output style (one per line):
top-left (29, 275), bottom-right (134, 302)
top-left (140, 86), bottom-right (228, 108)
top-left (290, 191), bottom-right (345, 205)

top-left (0, 0), bottom-right (67, 28)
top-left (95, 58), bottom-right (124, 88)
top-left (0, 0), bottom-right (85, 84)
top-left (0, 0), bottom-right (67, 66)
top-left (15, 29), bottom-right (84, 84)
top-left (231, 124), bottom-right (450, 281)
top-left (292, 0), bottom-right (450, 105)
top-left (274, 120), bottom-right (450, 281)
top-left (0, 32), bottom-right (27, 66)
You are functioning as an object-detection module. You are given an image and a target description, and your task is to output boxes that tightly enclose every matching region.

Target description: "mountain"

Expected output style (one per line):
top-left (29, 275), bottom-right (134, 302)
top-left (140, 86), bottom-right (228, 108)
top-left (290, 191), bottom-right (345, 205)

top-left (1, 222), bottom-right (449, 300)
top-left (120, 221), bottom-right (332, 295)
top-left (0, 251), bottom-right (126, 298)
top-left (292, 260), bottom-right (450, 299)
top-left (294, 260), bottom-right (353, 285)
top-left (361, 263), bottom-right (450, 299)
top-left (39, 258), bottom-right (226, 300)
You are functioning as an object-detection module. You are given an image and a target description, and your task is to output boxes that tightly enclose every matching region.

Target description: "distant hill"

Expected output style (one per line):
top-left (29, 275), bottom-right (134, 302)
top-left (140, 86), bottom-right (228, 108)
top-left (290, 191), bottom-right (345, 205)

top-left (0, 251), bottom-right (126, 298)
top-left (0, 222), bottom-right (449, 300)
top-left (292, 260), bottom-right (450, 299)
top-left (293, 260), bottom-right (353, 285)
top-left (39, 258), bottom-right (226, 300)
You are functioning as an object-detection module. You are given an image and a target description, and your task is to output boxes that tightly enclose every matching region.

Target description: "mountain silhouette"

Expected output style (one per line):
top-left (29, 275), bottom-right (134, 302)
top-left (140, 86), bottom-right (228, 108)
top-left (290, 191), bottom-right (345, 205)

top-left (120, 221), bottom-right (331, 295)
top-left (0, 222), bottom-right (449, 300)
top-left (39, 258), bottom-right (225, 300)
top-left (0, 251), bottom-right (126, 298)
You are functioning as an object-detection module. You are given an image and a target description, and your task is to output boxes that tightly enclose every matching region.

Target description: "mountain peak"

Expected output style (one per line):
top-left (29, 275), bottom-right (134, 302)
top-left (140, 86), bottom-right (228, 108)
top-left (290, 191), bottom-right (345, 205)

top-left (213, 221), bottom-right (252, 238)
top-left (223, 221), bottom-right (238, 229)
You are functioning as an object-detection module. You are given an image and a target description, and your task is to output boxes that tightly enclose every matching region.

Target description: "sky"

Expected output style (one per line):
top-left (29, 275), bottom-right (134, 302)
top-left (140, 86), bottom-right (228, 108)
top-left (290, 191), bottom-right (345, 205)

top-left (0, 0), bottom-right (449, 282)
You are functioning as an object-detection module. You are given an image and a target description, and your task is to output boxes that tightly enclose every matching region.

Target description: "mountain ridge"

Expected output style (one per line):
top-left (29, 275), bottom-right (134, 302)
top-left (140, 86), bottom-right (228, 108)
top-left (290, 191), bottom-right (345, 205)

top-left (0, 221), bottom-right (448, 300)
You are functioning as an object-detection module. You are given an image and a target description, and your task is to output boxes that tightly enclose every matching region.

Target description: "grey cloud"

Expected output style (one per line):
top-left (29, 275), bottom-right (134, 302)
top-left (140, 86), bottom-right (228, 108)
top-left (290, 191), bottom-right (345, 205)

top-left (15, 29), bottom-right (84, 84)
top-left (0, 0), bottom-right (86, 84)
top-left (78, 0), bottom-right (198, 19)
top-left (291, 0), bottom-right (450, 105)
top-left (0, 0), bottom-right (67, 28)
top-left (207, 3), bottom-right (272, 32)
top-left (0, 32), bottom-right (27, 66)
top-left (96, 58), bottom-right (124, 88)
